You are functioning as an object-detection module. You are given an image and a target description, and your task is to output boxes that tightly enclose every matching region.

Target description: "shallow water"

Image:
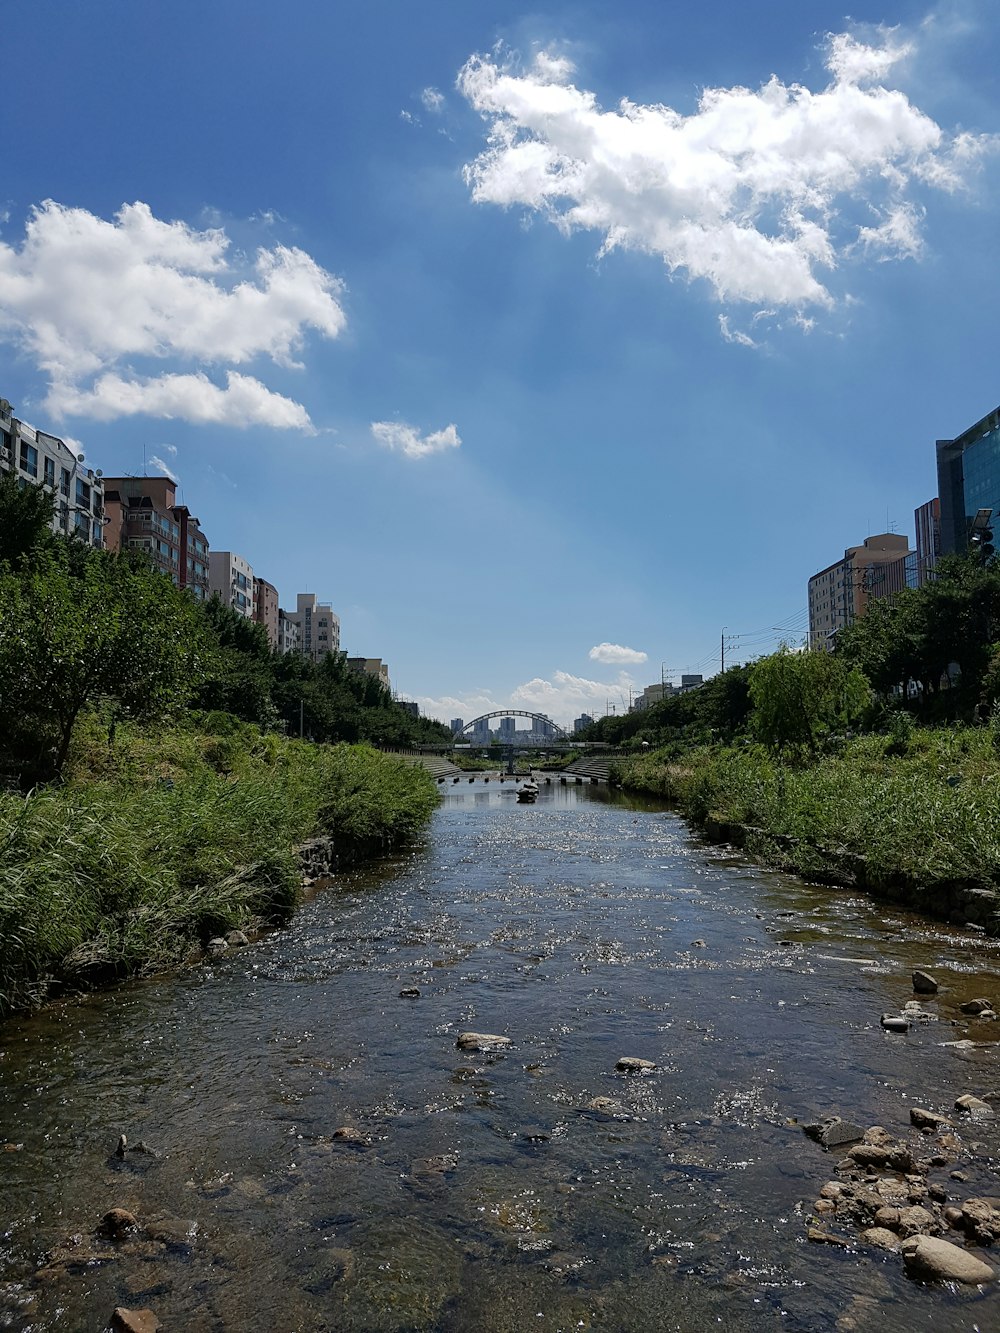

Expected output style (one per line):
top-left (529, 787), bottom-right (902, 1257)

top-left (2, 781), bottom-right (1000, 1331)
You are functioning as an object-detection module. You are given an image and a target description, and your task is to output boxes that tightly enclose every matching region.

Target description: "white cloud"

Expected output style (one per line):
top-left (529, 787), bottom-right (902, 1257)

top-left (161, 443), bottom-right (178, 456)
top-left (856, 202), bottom-right (925, 260)
top-left (511, 669), bottom-right (638, 724)
top-left (458, 30), bottom-right (995, 318)
top-left (0, 200), bottom-right (346, 428)
top-left (48, 370), bottom-right (316, 432)
top-left (719, 315), bottom-right (759, 348)
top-left (415, 690), bottom-right (500, 722)
top-left (421, 87), bottom-right (445, 113)
top-left (371, 420), bottom-right (462, 459)
top-left (588, 642), bottom-right (648, 665)
top-left (148, 453), bottom-right (179, 483)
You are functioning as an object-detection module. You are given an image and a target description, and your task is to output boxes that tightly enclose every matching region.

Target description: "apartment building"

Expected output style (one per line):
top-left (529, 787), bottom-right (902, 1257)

top-left (808, 533), bottom-right (914, 649)
top-left (346, 657), bottom-right (390, 690)
top-left (209, 551), bottom-right (254, 618)
top-left (282, 593), bottom-right (340, 663)
top-left (278, 609), bottom-right (301, 655)
top-left (0, 398), bottom-right (105, 547)
top-left (253, 576), bottom-right (280, 649)
top-left (103, 476), bottom-right (210, 597)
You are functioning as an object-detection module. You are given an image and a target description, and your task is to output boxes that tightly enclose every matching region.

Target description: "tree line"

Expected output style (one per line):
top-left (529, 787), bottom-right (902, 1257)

top-left (581, 551), bottom-right (1000, 755)
top-left (0, 472), bottom-right (449, 783)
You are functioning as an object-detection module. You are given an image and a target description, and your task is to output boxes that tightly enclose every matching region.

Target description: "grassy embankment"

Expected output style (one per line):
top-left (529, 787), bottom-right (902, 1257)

top-left (613, 727), bottom-right (1000, 928)
top-left (0, 715), bottom-right (438, 1017)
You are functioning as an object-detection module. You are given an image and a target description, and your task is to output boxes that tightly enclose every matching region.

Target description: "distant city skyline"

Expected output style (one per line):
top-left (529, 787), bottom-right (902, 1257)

top-left (1, 2), bottom-right (998, 727)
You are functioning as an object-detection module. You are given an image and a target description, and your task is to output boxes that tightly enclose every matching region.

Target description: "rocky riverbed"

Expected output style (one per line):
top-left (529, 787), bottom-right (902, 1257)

top-left (2, 781), bottom-right (1000, 1331)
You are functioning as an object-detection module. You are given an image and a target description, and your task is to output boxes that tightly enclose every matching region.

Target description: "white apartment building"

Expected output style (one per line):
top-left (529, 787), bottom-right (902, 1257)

top-left (278, 609), bottom-right (301, 655)
top-left (209, 550), bottom-right (254, 618)
top-left (0, 398), bottom-right (105, 547)
top-left (282, 593), bottom-right (340, 663)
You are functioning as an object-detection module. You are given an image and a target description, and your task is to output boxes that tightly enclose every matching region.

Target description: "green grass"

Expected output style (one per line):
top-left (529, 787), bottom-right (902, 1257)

top-left (0, 715), bottom-right (438, 1017)
top-left (614, 727), bottom-right (1000, 894)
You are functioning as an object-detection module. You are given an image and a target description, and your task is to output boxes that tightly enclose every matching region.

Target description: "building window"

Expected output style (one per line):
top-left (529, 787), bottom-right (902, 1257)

top-left (19, 442), bottom-right (38, 477)
top-left (76, 479), bottom-right (91, 508)
top-left (43, 456), bottom-right (55, 488)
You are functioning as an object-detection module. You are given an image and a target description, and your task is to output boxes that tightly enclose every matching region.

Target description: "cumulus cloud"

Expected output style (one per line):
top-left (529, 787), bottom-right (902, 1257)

top-left (48, 370), bottom-right (316, 432)
top-left (511, 669), bottom-right (638, 724)
top-left (415, 690), bottom-right (500, 723)
top-left (371, 420), bottom-right (462, 459)
top-left (0, 200), bottom-right (346, 428)
top-left (458, 29), bottom-right (995, 318)
top-left (148, 453), bottom-right (179, 483)
top-left (588, 642), bottom-right (648, 665)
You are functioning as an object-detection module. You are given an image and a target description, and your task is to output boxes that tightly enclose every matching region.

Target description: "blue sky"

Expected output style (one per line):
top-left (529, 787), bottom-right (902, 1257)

top-left (2, 1), bottom-right (998, 725)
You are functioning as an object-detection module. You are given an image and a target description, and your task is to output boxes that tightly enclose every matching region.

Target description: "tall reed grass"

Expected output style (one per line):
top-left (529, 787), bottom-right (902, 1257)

top-left (615, 728), bottom-right (1000, 894)
top-left (0, 716), bottom-right (438, 1016)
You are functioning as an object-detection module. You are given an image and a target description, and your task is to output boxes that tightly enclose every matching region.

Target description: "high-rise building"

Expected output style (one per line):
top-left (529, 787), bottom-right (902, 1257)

top-left (1, 399), bottom-right (105, 548)
top-left (470, 718), bottom-right (491, 744)
top-left (573, 713), bottom-right (595, 734)
top-left (282, 593), bottom-right (340, 664)
top-left (914, 498), bottom-right (942, 586)
top-left (808, 533), bottom-right (913, 649)
top-left (253, 576), bottom-right (280, 648)
top-left (450, 718), bottom-right (465, 735)
top-left (398, 701), bottom-right (419, 717)
top-left (278, 608), bottom-right (301, 655)
top-left (103, 475), bottom-right (209, 593)
top-left (498, 716), bottom-right (516, 741)
top-left (937, 405), bottom-right (1000, 555)
top-left (209, 551), bottom-right (254, 618)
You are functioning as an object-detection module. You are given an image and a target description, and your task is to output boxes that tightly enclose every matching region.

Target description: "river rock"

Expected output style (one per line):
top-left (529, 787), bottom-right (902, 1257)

top-left (332, 1127), bottom-right (371, 1147)
top-left (803, 1117), bottom-right (865, 1150)
top-left (910, 1107), bottom-right (951, 1131)
top-left (846, 1143), bottom-right (913, 1172)
top-left (399, 986), bottom-right (421, 998)
top-left (960, 998), bottom-right (994, 1015)
top-left (807, 1226), bottom-right (849, 1247)
top-left (326, 1247), bottom-right (355, 1282)
top-left (913, 970), bottom-right (939, 994)
top-left (960, 1198), bottom-right (1000, 1244)
top-left (944, 1206), bottom-right (965, 1228)
top-left (206, 937), bottom-right (228, 956)
top-left (901, 1235), bottom-right (996, 1285)
top-left (615, 1057), bottom-right (656, 1073)
top-left (880, 1014), bottom-right (909, 1033)
top-left (225, 929), bottom-right (249, 947)
top-left (112, 1310), bottom-right (161, 1333)
top-left (456, 1032), bottom-right (512, 1052)
top-left (102, 1208), bottom-right (140, 1241)
top-left (955, 1094), bottom-right (995, 1119)
top-left (584, 1095), bottom-right (625, 1117)
top-left (860, 1227), bottom-right (900, 1251)
top-left (873, 1206), bottom-right (900, 1229)
top-left (896, 1205), bottom-right (937, 1238)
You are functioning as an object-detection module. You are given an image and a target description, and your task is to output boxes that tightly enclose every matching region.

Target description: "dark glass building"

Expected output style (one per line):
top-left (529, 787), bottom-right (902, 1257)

top-left (936, 406), bottom-right (1000, 554)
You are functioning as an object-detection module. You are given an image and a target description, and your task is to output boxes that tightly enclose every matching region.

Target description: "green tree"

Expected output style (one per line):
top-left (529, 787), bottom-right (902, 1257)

top-left (0, 469), bottom-right (56, 571)
top-left (748, 646), bottom-right (870, 753)
top-left (0, 548), bottom-right (210, 776)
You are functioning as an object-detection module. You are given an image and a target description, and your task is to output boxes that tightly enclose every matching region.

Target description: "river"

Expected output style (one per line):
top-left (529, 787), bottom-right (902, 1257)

top-left (2, 780), bottom-right (1000, 1331)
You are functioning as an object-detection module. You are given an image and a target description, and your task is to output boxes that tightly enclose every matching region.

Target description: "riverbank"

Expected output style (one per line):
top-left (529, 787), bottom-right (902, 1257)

top-left (612, 727), bottom-right (1000, 931)
top-left (0, 715), bottom-right (438, 1018)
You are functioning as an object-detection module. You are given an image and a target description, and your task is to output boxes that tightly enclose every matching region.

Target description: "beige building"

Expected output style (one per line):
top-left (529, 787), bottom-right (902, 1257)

top-left (209, 551), bottom-right (254, 618)
top-left (1, 398), bottom-right (105, 547)
top-left (808, 533), bottom-right (915, 649)
top-left (282, 593), bottom-right (340, 663)
top-left (346, 657), bottom-right (391, 690)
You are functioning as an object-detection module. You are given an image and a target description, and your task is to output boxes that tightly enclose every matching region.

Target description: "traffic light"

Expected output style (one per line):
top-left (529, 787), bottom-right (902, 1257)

top-left (969, 509), bottom-right (995, 563)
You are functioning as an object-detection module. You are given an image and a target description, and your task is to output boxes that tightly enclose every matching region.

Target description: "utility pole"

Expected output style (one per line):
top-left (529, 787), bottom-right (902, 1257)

top-left (721, 627), bottom-right (727, 675)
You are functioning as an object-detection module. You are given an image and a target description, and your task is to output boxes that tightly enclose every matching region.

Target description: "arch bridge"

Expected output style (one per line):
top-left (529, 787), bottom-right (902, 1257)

top-left (458, 710), bottom-right (568, 740)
